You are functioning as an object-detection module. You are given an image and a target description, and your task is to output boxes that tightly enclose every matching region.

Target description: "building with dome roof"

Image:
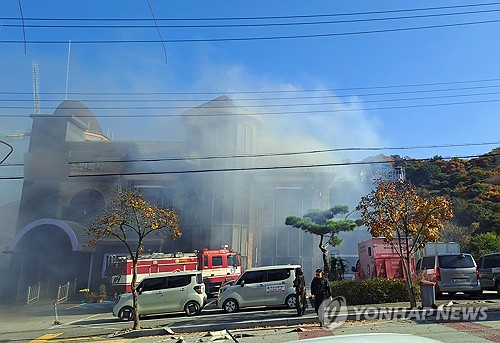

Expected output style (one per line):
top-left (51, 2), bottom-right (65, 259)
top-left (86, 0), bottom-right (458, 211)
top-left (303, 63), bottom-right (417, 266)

top-left (6, 96), bottom-right (378, 299)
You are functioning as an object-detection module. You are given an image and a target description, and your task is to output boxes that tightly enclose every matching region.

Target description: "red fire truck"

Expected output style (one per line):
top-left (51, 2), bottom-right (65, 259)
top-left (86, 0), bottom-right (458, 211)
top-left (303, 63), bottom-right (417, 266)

top-left (108, 246), bottom-right (242, 294)
top-left (354, 238), bottom-right (416, 280)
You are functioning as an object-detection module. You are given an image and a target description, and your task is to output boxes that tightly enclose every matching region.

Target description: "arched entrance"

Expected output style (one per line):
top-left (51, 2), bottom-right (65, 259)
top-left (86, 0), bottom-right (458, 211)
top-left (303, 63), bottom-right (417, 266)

top-left (8, 219), bottom-right (91, 299)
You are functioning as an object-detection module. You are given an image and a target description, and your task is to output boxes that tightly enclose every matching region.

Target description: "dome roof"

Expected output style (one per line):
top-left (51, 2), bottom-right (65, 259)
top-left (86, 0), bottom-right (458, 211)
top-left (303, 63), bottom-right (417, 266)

top-left (53, 100), bottom-right (103, 134)
top-left (181, 95), bottom-right (263, 127)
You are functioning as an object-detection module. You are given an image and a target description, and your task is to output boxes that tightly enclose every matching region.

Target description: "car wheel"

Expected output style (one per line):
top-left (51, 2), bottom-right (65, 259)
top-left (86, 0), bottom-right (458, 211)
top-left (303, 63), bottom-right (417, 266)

top-left (118, 306), bottom-right (134, 321)
top-left (222, 298), bottom-right (239, 313)
top-left (285, 295), bottom-right (297, 309)
top-left (184, 301), bottom-right (201, 316)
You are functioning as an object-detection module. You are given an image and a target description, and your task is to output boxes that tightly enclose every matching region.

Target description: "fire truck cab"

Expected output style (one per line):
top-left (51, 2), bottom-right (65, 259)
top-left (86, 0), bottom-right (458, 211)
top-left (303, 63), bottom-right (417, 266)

top-left (198, 246), bottom-right (241, 294)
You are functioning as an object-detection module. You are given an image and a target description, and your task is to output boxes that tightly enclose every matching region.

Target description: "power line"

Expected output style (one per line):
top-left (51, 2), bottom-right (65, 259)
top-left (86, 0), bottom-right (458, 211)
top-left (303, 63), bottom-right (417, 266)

top-left (3, 98), bottom-right (500, 117)
top-left (57, 152), bottom-right (500, 177)
top-left (2, 2), bottom-right (500, 22)
top-left (3, 18), bottom-right (500, 44)
top-left (1, 152), bottom-right (498, 180)
top-left (4, 87), bottom-right (500, 103)
top-left (3, 8), bottom-right (500, 29)
top-left (2, 141), bottom-right (498, 168)
top-left (3, 89), bottom-right (500, 107)
top-left (3, 77), bottom-right (500, 95)
top-left (68, 142), bottom-right (500, 164)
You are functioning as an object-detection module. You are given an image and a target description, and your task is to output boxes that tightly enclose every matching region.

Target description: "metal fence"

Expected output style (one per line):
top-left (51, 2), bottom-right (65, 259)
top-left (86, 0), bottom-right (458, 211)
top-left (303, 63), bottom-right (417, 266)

top-left (56, 281), bottom-right (70, 303)
top-left (26, 282), bottom-right (41, 304)
top-left (24, 279), bottom-right (77, 304)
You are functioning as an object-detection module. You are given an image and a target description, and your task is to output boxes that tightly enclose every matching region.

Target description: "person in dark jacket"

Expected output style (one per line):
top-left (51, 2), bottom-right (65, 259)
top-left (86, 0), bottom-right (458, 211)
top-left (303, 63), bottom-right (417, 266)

top-left (310, 268), bottom-right (331, 325)
top-left (293, 267), bottom-right (306, 316)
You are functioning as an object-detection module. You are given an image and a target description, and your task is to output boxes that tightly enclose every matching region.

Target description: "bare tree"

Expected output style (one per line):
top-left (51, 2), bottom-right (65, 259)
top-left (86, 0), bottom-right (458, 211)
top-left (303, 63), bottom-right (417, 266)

top-left (439, 221), bottom-right (478, 251)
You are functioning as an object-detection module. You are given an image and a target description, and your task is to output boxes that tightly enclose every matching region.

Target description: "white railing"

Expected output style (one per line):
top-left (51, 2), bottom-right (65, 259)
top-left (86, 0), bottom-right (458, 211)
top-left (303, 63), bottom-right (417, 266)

top-left (27, 282), bottom-right (41, 304)
top-left (56, 281), bottom-right (70, 303)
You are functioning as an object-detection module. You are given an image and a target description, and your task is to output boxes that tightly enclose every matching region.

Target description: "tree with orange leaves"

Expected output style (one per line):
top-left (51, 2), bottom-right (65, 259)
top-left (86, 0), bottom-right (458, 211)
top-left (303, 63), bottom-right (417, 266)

top-left (356, 180), bottom-right (452, 308)
top-left (86, 184), bottom-right (181, 330)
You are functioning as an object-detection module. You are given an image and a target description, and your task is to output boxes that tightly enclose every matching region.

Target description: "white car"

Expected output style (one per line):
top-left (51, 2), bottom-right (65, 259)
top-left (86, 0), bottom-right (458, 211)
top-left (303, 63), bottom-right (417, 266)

top-left (113, 271), bottom-right (207, 320)
top-left (217, 264), bottom-right (300, 313)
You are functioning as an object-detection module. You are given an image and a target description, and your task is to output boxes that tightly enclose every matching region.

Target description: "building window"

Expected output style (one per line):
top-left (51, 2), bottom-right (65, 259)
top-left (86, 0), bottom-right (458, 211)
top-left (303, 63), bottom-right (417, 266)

top-left (262, 199), bottom-right (274, 227)
top-left (223, 197), bottom-right (233, 224)
top-left (236, 124), bottom-right (253, 156)
top-left (66, 122), bottom-right (85, 141)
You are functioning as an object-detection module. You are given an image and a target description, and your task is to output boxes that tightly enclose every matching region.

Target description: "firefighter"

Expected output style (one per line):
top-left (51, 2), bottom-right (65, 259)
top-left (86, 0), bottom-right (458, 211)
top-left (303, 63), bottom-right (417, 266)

top-left (293, 267), bottom-right (306, 316)
top-left (310, 268), bottom-right (331, 326)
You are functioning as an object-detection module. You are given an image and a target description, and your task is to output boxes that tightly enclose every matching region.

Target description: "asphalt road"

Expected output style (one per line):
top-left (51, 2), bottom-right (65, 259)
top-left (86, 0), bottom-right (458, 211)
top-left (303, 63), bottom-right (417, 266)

top-left (0, 298), bottom-right (316, 342)
top-left (1, 292), bottom-right (500, 342)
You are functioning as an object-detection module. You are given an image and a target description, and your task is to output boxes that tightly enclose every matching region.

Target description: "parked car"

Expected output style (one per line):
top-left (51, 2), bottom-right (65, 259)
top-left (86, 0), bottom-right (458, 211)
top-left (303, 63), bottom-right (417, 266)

top-left (416, 253), bottom-right (481, 297)
top-left (336, 255), bottom-right (358, 280)
top-left (217, 264), bottom-right (300, 313)
top-left (113, 271), bottom-right (207, 320)
top-left (477, 252), bottom-right (500, 293)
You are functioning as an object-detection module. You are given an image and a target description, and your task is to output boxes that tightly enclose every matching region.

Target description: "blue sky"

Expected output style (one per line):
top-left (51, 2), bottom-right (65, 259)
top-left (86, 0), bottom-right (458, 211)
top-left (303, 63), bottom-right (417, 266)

top-left (1, 1), bottom-right (500, 203)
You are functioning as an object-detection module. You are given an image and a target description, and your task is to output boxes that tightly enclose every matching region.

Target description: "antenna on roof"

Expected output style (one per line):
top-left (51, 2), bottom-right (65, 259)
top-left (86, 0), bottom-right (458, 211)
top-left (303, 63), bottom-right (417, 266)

top-left (65, 40), bottom-right (71, 100)
top-left (32, 61), bottom-right (40, 115)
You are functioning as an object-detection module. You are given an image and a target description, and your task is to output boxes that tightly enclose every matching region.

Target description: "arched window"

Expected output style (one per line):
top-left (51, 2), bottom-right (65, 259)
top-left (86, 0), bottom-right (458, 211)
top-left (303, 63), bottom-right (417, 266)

top-left (66, 188), bottom-right (105, 222)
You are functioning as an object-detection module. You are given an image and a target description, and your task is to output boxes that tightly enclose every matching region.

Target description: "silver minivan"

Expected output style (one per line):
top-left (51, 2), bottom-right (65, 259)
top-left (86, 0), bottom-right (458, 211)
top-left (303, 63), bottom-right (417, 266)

top-left (417, 253), bottom-right (481, 296)
top-left (217, 264), bottom-right (300, 313)
top-left (113, 271), bottom-right (207, 320)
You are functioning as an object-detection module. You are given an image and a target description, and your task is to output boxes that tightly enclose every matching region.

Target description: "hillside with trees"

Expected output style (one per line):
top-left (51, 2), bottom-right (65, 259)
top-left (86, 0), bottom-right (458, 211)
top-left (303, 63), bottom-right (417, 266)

top-left (391, 148), bottom-right (499, 256)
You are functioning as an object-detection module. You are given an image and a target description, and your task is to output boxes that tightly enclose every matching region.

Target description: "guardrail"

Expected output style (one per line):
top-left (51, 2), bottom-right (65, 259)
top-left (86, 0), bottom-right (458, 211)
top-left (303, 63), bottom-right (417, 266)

top-left (56, 281), bottom-right (70, 303)
top-left (27, 282), bottom-right (41, 304)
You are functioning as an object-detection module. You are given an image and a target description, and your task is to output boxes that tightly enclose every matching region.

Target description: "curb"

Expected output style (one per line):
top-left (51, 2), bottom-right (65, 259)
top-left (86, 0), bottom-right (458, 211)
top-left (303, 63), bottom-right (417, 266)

top-left (109, 307), bottom-right (500, 338)
top-left (111, 315), bottom-right (319, 338)
top-left (169, 316), bottom-right (318, 333)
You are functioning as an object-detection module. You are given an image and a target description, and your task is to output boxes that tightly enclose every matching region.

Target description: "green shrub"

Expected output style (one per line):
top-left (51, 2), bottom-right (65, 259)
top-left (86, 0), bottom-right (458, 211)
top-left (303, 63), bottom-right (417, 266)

top-left (99, 284), bottom-right (107, 297)
top-left (330, 278), bottom-right (421, 305)
top-left (81, 284), bottom-right (108, 303)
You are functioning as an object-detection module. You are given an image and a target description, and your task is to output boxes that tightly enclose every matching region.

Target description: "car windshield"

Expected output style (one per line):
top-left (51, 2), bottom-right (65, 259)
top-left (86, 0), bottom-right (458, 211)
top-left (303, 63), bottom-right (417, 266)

top-left (342, 257), bottom-right (358, 271)
top-left (222, 279), bottom-right (235, 286)
top-left (227, 254), bottom-right (239, 267)
top-left (438, 255), bottom-right (475, 268)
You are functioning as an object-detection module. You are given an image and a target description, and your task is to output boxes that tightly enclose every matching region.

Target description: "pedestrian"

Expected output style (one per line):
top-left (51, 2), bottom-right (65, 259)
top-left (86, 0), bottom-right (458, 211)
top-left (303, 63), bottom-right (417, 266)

top-left (310, 268), bottom-right (331, 326)
top-left (293, 267), bottom-right (306, 316)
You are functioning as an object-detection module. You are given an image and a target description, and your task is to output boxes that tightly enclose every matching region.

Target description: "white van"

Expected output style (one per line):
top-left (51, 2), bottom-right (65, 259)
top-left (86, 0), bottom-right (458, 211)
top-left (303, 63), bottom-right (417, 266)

top-left (217, 264), bottom-right (300, 313)
top-left (113, 271), bottom-right (207, 320)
